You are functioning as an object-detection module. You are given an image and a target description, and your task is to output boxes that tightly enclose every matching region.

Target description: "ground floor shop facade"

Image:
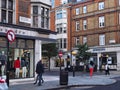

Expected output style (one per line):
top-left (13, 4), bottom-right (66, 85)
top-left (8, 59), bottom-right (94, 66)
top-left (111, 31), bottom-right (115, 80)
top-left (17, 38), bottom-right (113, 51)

top-left (0, 23), bottom-right (56, 79)
top-left (89, 45), bottom-right (120, 71)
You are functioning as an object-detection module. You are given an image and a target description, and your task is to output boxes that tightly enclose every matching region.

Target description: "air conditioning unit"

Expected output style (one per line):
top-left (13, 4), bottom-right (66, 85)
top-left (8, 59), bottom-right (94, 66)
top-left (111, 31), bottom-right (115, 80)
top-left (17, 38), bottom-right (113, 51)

top-left (109, 40), bottom-right (116, 44)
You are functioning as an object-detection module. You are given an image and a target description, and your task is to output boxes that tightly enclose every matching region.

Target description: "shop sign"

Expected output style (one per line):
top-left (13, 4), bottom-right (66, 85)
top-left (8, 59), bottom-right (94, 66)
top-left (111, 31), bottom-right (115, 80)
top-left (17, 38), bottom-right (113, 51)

top-left (93, 48), bottom-right (105, 52)
top-left (6, 30), bottom-right (16, 42)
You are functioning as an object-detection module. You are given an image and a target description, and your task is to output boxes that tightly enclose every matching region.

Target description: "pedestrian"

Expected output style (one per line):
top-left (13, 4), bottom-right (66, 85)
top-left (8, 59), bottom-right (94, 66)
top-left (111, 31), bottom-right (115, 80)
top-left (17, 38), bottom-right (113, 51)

top-left (105, 63), bottom-right (110, 75)
top-left (34, 74), bottom-right (44, 84)
top-left (89, 61), bottom-right (94, 78)
top-left (34, 60), bottom-right (44, 86)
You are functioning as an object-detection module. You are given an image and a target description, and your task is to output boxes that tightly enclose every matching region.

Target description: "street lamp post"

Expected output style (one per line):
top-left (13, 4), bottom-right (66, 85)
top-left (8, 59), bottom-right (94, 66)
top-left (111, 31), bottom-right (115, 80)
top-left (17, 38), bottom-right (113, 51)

top-left (58, 51), bottom-right (63, 71)
top-left (72, 51), bottom-right (77, 77)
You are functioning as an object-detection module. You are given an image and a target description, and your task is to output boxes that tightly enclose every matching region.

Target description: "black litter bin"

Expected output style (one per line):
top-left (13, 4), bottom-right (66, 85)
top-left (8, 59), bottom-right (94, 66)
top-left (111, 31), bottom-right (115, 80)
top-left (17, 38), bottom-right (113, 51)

top-left (60, 70), bottom-right (68, 85)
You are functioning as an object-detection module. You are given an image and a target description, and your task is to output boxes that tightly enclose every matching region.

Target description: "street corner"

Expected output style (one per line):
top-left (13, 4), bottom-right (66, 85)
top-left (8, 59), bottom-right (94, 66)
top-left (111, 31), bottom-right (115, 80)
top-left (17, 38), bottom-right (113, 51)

top-left (68, 75), bottom-right (117, 86)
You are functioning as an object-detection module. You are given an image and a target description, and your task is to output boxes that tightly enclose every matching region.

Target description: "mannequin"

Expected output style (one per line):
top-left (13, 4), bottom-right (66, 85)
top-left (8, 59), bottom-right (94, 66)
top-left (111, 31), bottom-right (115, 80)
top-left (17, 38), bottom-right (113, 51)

top-left (21, 57), bottom-right (27, 78)
top-left (0, 51), bottom-right (6, 76)
top-left (14, 57), bottom-right (20, 78)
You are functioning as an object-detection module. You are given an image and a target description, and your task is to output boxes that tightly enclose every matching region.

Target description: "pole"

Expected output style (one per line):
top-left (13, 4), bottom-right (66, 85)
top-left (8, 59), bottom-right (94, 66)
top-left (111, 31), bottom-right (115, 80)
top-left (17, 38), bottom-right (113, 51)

top-left (60, 56), bottom-right (61, 71)
top-left (73, 59), bottom-right (75, 77)
top-left (6, 39), bottom-right (10, 87)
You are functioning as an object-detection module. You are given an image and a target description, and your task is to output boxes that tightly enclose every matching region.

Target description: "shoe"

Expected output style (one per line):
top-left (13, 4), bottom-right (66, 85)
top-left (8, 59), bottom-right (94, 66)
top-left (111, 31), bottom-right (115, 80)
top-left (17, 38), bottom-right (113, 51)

top-left (42, 80), bottom-right (44, 83)
top-left (34, 82), bottom-right (36, 85)
top-left (38, 84), bottom-right (42, 86)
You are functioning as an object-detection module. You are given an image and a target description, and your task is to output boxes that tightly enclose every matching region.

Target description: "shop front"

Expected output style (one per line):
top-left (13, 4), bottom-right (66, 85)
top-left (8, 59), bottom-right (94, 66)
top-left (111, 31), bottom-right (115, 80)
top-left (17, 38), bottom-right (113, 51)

top-left (89, 45), bottom-right (120, 71)
top-left (0, 23), bottom-right (56, 79)
top-left (0, 37), bottom-right (34, 79)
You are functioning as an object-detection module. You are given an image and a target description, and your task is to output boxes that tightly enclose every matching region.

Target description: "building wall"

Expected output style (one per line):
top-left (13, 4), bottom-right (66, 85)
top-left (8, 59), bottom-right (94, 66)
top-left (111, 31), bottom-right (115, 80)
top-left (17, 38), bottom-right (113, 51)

top-left (68, 0), bottom-right (120, 70)
top-left (55, 0), bottom-right (61, 7)
top-left (50, 10), bottom-right (55, 31)
top-left (16, 0), bottom-right (31, 26)
top-left (71, 0), bottom-right (119, 47)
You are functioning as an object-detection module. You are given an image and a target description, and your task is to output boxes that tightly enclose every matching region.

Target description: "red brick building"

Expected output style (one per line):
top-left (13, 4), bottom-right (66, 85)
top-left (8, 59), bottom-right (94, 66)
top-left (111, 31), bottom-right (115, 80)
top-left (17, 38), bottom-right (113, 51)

top-left (50, 0), bottom-right (120, 70)
top-left (71, 0), bottom-right (120, 70)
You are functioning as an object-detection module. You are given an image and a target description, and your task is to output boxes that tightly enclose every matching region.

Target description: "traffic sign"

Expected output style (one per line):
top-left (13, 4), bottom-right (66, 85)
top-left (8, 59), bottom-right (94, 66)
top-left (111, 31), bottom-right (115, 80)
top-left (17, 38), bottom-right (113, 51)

top-left (7, 30), bottom-right (16, 42)
top-left (59, 51), bottom-right (63, 57)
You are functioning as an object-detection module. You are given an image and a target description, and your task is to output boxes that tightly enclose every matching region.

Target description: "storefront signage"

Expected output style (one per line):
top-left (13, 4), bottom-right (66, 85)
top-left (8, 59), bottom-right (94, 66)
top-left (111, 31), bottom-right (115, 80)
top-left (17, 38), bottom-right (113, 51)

top-left (6, 30), bottom-right (16, 42)
top-left (93, 48), bottom-right (105, 52)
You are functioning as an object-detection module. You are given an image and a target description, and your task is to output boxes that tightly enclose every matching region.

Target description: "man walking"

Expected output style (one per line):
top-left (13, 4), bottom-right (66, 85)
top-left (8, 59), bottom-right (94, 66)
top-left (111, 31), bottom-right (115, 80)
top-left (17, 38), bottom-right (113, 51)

top-left (35, 60), bottom-right (44, 86)
top-left (105, 63), bottom-right (110, 75)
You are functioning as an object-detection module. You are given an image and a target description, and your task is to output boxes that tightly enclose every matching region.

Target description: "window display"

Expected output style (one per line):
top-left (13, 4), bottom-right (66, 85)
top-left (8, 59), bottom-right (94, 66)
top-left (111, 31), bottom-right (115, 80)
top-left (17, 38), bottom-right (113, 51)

top-left (0, 51), bottom-right (7, 76)
top-left (0, 38), bottom-right (34, 79)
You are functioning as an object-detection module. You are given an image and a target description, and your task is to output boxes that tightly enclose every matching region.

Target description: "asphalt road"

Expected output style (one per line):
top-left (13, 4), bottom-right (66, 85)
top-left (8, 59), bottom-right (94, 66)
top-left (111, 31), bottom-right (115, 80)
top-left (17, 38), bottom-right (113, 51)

top-left (58, 76), bottom-right (120, 90)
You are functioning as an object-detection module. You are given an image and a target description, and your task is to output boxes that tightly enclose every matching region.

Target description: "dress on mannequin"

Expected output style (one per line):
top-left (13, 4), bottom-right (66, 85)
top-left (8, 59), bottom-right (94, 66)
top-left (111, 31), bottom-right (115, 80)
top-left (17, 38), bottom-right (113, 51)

top-left (14, 57), bottom-right (20, 78)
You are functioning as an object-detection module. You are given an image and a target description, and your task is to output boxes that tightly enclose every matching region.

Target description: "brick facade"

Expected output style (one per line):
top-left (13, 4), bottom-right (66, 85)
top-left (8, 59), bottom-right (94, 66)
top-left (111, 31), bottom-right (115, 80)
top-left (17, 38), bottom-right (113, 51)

top-left (71, 0), bottom-right (120, 47)
top-left (16, 0), bottom-right (31, 26)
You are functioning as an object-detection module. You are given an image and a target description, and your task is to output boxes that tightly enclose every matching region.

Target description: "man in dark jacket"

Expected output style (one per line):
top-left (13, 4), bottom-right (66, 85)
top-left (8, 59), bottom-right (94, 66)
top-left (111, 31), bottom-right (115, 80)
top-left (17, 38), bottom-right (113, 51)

top-left (35, 60), bottom-right (44, 86)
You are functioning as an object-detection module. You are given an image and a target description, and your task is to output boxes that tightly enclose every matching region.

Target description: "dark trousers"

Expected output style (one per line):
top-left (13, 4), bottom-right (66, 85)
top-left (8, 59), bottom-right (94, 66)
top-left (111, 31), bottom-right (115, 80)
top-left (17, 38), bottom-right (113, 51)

top-left (34, 73), bottom-right (44, 85)
top-left (105, 70), bottom-right (110, 75)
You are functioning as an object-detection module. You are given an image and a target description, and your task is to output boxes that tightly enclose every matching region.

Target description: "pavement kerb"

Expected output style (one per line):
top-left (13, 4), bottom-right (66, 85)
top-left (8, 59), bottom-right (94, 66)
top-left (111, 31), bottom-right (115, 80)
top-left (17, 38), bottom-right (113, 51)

top-left (9, 74), bottom-right (120, 90)
top-left (46, 83), bottom-right (116, 90)
top-left (45, 78), bottom-right (117, 90)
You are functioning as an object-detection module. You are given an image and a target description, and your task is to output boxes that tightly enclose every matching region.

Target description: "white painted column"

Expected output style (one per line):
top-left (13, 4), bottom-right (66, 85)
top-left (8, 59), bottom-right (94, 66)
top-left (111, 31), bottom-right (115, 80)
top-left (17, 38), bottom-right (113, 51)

top-left (97, 53), bottom-right (101, 71)
top-left (117, 52), bottom-right (120, 70)
top-left (34, 40), bottom-right (42, 77)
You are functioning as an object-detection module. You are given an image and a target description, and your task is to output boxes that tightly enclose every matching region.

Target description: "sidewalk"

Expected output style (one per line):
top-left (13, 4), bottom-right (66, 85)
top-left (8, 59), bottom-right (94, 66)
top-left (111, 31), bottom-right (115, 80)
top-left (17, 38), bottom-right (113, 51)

top-left (8, 71), bottom-right (120, 90)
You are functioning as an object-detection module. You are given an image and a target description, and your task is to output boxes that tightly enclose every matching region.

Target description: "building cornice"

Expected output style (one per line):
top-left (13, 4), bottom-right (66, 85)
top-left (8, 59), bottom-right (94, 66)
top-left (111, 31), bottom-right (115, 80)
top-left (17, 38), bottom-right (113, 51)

top-left (0, 22), bottom-right (57, 35)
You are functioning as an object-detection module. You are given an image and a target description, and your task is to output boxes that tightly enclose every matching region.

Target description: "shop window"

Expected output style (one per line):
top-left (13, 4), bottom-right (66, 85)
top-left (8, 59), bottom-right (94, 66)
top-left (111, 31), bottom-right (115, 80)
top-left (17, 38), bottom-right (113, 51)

top-left (17, 39), bottom-right (25, 48)
top-left (0, 50), bottom-right (7, 76)
top-left (9, 39), bottom-right (17, 48)
top-left (26, 40), bottom-right (34, 48)
top-left (9, 48), bottom-right (34, 79)
top-left (0, 37), bottom-right (7, 47)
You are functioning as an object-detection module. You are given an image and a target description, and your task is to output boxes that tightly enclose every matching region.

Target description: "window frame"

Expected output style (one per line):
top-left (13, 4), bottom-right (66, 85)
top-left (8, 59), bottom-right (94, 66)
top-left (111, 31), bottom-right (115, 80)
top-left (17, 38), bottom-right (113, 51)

top-left (76, 21), bottom-right (80, 31)
top-left (99, 2), bottom-right (104, 10)
top-left (1, 0), bottom-right (14, 23)
top-left (75, 8), bottom-right (80, 15)
top-left (83, 20), bottom-right (87, 30)
top-left (75, 37), bottom-right (80, 45)
top-left (99, 34), bottom-right (105, 45)
top-left (83, 36), bottom-right (87, 44)
top-left (83, 6), bottom-right (87, 13)
top-left (99, 16), bottom-right (105, 28)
